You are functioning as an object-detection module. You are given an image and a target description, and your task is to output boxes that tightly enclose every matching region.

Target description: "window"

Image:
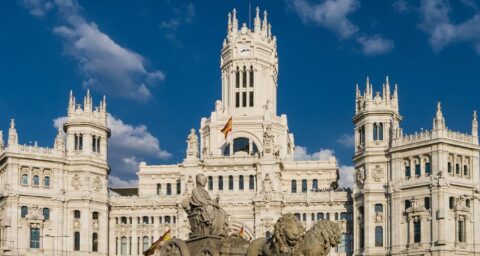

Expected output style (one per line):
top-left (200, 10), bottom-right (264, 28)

top-left (294, 213), bottom-right (301, 220)
top-left (337, 233), bottom-right (347, 253)
top-left (176, 179), bottom-right (181, 194)
top-left (425, 162), bottom-right (431, 176)
top-left (156, 184), bottom-right (161, 195)
top-left (228, 175), bottom-right (234, 190)
top-left (233, 138), bottom-right (249, 154)
top-left (359, 227), bottom-right (365, 249)
top-left (302, 213), bottom-right (306, 221)
top-left (143, 236), bottom-right (149, 251)
top-left (415, 162), bottom-right (421, 176)
top-left (449, 197), bottom-right (455, 209)
top-left (405, 162), bottom-right (411, 178)
top-left (235, 67), bottom-right (239, 88)
top-left (91, 211), bottom-right (98, 220)
top-left (375, 226), bottom-right (383, 247)
top-left (166, 183), bottom-right (172, 195)
top-left (424, 197), bottom-right (430, 210)
top-left (22, 174), bottom-right (28, 185)
top-left (74, 231), bottom-right (80, 251)
top-left (143, 216), bottom-right (149, 224)
top-left (121, 217), bottom-right (127, 224)
top-left (359, 125), bottom-right (365, 145)
top-left (375, 204), bottom-right (383, 213)
top-left (242, 92), bottom-right (247, 107)
top-left (379, 123), bottom-right (384, 140)
top-left (44, 176), bottom-right (50, 187)
top-left (74, 210), bottom-right (81, 219)
top-left (33, 175), bottom-right (40, 186)
top-left (466, 199), bottom-right (471, 208)
top-left (21, 206), bottom-right (28, 218)
top-left (405, 200), bottom-right (411, 211)
top-left (242, 67), bottom-right (247, 88)
top-left (92, 136), bottom-right (101, 153)
top-left (208, 176), bottom-right (213, 190)
top-left (335, 213), bottom-right (339, 220)
top-left (30, 228), bottom-right (40, 248)
top-left (464, 165), bottom-right (468, 176)
top-left (249, 175), bottom-right (255, 190)
top-left (301, 179), bottom-right (307, 193)
top-left (235, 92), bottom-right (240, 108)
top-left (43, 208), bottom-right (50, 220)
top-left (458, 218), bottom-right (466, 242)
top-left (249, 91), bottom-right (254, 107)
top-left (340, 212), bottom-right (347, 220)
top-left (239, 175), bottom-right (244, 190)
top-left (326, 213), bottom-right (330, 220)
top-left (92, 233), bottom-right (98, 252)
top-left (74, 133), bottom-right (83, 150)
top-left (317, 212), bottom-right (324, 220)
top-left (448, 162), bottom-right (452, 173)
top-left (312, 179), bottom-right (318, 191)
top-left (121, 236), bottom-right (128, 255)
top-left (249, 67), bottom-right (254, 87)
top-left (291, 180), bottom-right (297, 193)
top-left (373, 123), bottom-right (378, 141)
top-left (456, 163), bottom-right (460, 175)
top-left (165, 216), bottom-right (171, 223)
top-left (413, 220), bottom-right (421, 243)
top-left (218, 176), bottom-right (223, 191)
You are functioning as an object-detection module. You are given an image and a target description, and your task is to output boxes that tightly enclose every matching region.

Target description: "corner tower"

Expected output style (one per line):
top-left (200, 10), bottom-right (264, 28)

top-left (220, 7), bottom-right (278, 116)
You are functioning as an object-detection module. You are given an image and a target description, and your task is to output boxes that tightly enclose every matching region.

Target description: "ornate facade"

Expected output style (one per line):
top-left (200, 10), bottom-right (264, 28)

top-left (0, 7), bottom-right (478, 256)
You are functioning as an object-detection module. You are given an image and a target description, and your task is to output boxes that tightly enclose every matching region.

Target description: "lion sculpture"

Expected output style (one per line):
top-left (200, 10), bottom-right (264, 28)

top-left (246, 213), bottom-right (341, 256)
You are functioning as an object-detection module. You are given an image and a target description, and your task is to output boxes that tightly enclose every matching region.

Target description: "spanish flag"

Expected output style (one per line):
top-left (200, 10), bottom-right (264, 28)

top-left (221, 117), bottom-right (233, 139)
top-left (143, 229), bottom-right (172, 256)
top-left (239, 226), bottom-right (245, 238)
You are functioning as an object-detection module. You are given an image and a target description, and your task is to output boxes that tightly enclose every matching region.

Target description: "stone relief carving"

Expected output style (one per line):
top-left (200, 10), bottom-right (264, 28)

top-left (261, 174), bottom-right (273, 202)
top-left (356, 167), bottom-right (365, 185)
top-left (186, 129), bottom-right (199, 161)
top-left (92, 176), bottom-right (103, 192)
top-left (372, 165), bottom-right (383, 182)
top-left (263, 124), bottom-right (275, 155)
top-left (72, 174), bottom-right (82, 190)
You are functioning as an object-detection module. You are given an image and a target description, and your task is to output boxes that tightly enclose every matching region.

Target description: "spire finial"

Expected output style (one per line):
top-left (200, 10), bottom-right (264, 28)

top-left (472, 110), bottom-right (478, 137)
top-left (10, 119), bottom-right (15, 129)
top-left (256, 6), bottom-right (260, 18)
top-left (436, 102), bottom-right (442, 117)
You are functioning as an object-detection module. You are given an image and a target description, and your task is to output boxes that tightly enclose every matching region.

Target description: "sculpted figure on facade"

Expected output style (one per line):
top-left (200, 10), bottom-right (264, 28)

top-left (247, 213), bottom-right (341, 256)
top-left (186, 129), bottom-right (199, 161)
top-left (263, 124), bottom-right (275, 155)
top-left (181, 173), bottom-right (229, 237)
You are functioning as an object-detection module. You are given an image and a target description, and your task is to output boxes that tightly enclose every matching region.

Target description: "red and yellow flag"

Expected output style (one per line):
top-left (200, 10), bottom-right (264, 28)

top-left (221, 117), bottom-right (233, 139)
top-left (239, 226), bottom-right (245, 238)
top-left (143, 229), bottom-right (172, 256)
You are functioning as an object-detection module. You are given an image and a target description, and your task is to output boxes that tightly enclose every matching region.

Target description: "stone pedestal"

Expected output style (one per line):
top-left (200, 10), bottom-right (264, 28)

top-left (185, 235), bottom-right (249, 256)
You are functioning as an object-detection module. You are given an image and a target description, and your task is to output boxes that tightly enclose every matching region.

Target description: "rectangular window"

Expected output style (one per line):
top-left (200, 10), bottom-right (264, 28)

top-left (375, 226), bottom-right (383, 247)
top-left (415, 164), bottom-right (421, 176)
top-left (448, 162), bottom-right (452, 173)
top-left (235, 71), bottom-right (239, 88)
top-left (312, 179), bottom-right (318, 191)
top-left (405, 165), bottom-right (411, 177)
top-left (166, 183), bottom-right (172, 195)
top-left (74, 210), bottom-right (81, 219)
top-left (239, 175), bottom-right (244, 190)
top-left (92, 233), bottom-right (98, 252)
top-left (249, 70), bottom-right (254, 87)
top-left (249, 175), bottom-right (255, 190)
top-left (301, 179), bottom-right (307, 193)
top-left (424, 197), bottom-right (430, 210)
top-left (243, 70), bottom-right (247, 88)
top-left (156, 184), bottom-right (161, 195)
top-left (74, 232), bottom-right (80, 251)
top-left (458, 219), bottom-right (465, 242)
top-left (30, 228), bottom-right (40, 248)
top-left (43, 208), bottom-right (50, 220)
top-left (291, 180), bottom-right (297, 193)
top-left (176, 179), bottom-right (181, 195)
top-left (242, 92), bottom-right (247, 107)
top-left (425, 162), bottom-right (431, 175)
top-left (249, 91), bottom-right (254, 107)
top-left (413, 220), bottom-right (421, 243)
top-left (235, 92), bottom-right (240, 108)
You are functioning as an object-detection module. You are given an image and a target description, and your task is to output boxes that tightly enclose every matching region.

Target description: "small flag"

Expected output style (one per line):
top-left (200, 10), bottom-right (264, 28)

top-left (143, 229), bottom-right (172, 256)
top-left (239, 225), bottom-right (245, 238)
top-left (221, 117), bottom-right (233, 139)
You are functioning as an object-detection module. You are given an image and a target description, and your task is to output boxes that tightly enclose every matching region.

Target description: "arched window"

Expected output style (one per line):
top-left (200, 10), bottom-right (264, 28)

top-left (92, 212), bottom-right (99, 220)
top-left (414, 159), bottom-right (421, 176)
top-left (242, 66), bottom-right (247, 88)
top-left (44, 176), bottom-right (50, 187)
top-left (379, 123), bottom-right (384, 140)
top-left (75, 133), bottom-right (83, 150)
top-left (249, 66), bottom-right (254, 87)
top-left (373, 123), bottom-right (378, 141)
top-left (359, 125), bottom-right (365, 145)
top-left (291, 180), bottom-right (297, 193)
top-left (449, 196), bottom-right (455, 209)
top-left (74, 232), bottom-right (80, 251)
top-left (335, 213), bottom-right (339, 220)
top-left (166, 183), bottom-right (172, 195)
top-left (121, 217), bottom-right (127, 224)
top-left (43, 208), bottom-right (50, 220)
top-left (425, 158), bottom-right (431, 176)
top-left (374, 204), bottom-right (383, 213)
top-left (92, 233), bottom-right (99, 252)
top-left (74, 210), bottom-right (81, 219)
top-left (456, 163), bottom-right (461, 175)
top-left (142, 236), bottom-right (149, 252)
top-left (176, 179), bottom-right (181, 194)
top-left (302, 213), bottom-right (307, 221)
top-left (375, 226), bottom-right (383, 247)
top-left (92, 135), bottom-right (101, 153)
top-left (228, 175), bottom-right (234, 190)
top-left (33, 175), bottom-right (40, 186)
top-left (464, 165), bottom-right (469, 176)
top-left (21, 206), bottom-right (28, 218)
top-left (121, 236), bottom-right (128, 255)
top-left (404, 160), bottom-right (411, 178)
top-left (405, 200), bottom-right (412, 210)
top-left (208, 176), bottom-right (213, 190)
top-left (312, 179), bottom-right (318, 191)
top-left (165, 216), bottom-right (171, 223)
top-left (301, 179), bottom-right (307, 193)
top-left (142, 216), bottom-right (149, 224)
top-left (22, 174), bottom-right (28, 185)
top-left (233, 138), bottom-right (249, 154)
top-left (249, 175), bottom-right (255, 190)
top-left (218, 176), bottom-right (224, 191)
top-left (239, 175), bottom-right (244, 190)
top-left (30, 228), bottom-right (40, 248)
top-left (317, 212), bottom-right (324, 220)
top-left (326, 213), bottom-right (330, 220)
top-left (414, 220), bottom-right (421, 242)
top-left (424, 197), bottom-right (430, 210)
top-left (235, 67), bottom-right (240, 88)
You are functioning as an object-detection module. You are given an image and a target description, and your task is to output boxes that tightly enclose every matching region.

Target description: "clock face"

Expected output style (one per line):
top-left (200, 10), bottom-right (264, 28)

top-left (238, 44), bottom-right (250, 56)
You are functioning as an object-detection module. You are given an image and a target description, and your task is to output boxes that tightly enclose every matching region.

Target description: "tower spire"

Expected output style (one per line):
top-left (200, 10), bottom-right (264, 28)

top-left (385, 76), bottom-right (391, 100)
top-left (68, 90), bottom-right (75, 114)
top-left (232, 8), bottom-right (238, 35)
top-left (8, 119), bottom-right (18, 147)
top-left (254, 7), bottom-right (261, 32)
top-left (472, 110), bottom-right (478, 137)
top-left (262, 10), bottom-right (268, 36)
top-left (227, 12), bottom-right (232, 34)
top-left (433, 102), bottom-right (445, 130)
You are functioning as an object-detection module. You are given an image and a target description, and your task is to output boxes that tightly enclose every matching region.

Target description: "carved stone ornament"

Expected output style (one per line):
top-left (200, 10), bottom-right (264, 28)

top-left (372, 165), bottom-right (383, 182)
top-left (92, 176), bottom-right (103, 192)
top-left (261, 174), bottom-right (273, 202)
top-left (356, 167), bottom-right (365, 185)
top-left (263, 124), bottom-right (275, 155)
top-left (72, 174), bottom-right (82, 190)
top-left (73, 219), bottom-right (81, 230)
top-left (186, 129), bottom-right (199, 160)
top-left (158, 239), bottom-right (190, 256)
top-left (375, 213), bottom-right (383, 223)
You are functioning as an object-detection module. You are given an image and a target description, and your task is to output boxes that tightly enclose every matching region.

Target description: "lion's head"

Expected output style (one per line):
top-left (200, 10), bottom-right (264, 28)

top-left (302, 220), bottom-right (342, 256)
top-left (269, 213), bottom-right (305, 254)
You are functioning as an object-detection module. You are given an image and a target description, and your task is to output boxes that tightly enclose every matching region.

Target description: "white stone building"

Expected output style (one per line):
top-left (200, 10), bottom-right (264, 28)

top-left (0, 7), bottom-right (479, 256)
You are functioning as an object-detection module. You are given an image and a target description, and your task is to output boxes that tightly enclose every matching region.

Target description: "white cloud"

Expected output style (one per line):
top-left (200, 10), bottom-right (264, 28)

top-left (392, 0), bottom-right (411, 14)
top-left (419, 0), bottom-right (480, 53)
top-left (338, 165), bottom-right (354, 188)
top-left (21, 0), bottom-right (54, 17)
top-left (357, 35), bottom-right (394, 56)
top-left (290, 0), bottom-right (360, 38)
top-left (294, 146), bottom-right (335, 161)
top-left (53, 114), bottom-right (171, 180)
top-left (23, 0), bottom-right (165, 101)
top-left (159, 3), bottom-right (196, 48)
top-left (109, 175), bottom-right (138, 188)
top-left (336, 133), bottom-right (355, 147)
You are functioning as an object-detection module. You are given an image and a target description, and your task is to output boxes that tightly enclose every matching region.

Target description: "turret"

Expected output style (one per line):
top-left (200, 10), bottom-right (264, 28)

top-left (7, 119), bottom-right (18, 148)
top-left (433, 102), bottom-right (445, 130)
top-left (472, 110), bottom-right (478, 138)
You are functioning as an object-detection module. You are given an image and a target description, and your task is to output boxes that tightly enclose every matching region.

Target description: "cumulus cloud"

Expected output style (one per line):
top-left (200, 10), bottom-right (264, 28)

top-left (159, 3), bottom-right (196, 48)
top-left (21, 0), bottom-right (54, 17)
top-left (357, 35), bottom-right (395, 56)
top-left (109, 175), bottom-right (138, 188)
top-left (293, 146), bottom-right (335, 161)
top-left (336, 133), bottom-right (355, 147)
top-left (338, 165), bottom-right (354, 188)
top-left (418, 0), bottom-right (480, 53)
top-left (22, 0), bottom-right (165, 101)
top-left (288, 0), bottom-right (394, 55)
top-left (53, 114), bottom-right (171, 186)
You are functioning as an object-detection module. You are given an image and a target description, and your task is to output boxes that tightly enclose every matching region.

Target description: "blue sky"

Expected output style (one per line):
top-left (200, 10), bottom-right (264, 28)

top-left (1, 0), bottom-right (479, 187)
